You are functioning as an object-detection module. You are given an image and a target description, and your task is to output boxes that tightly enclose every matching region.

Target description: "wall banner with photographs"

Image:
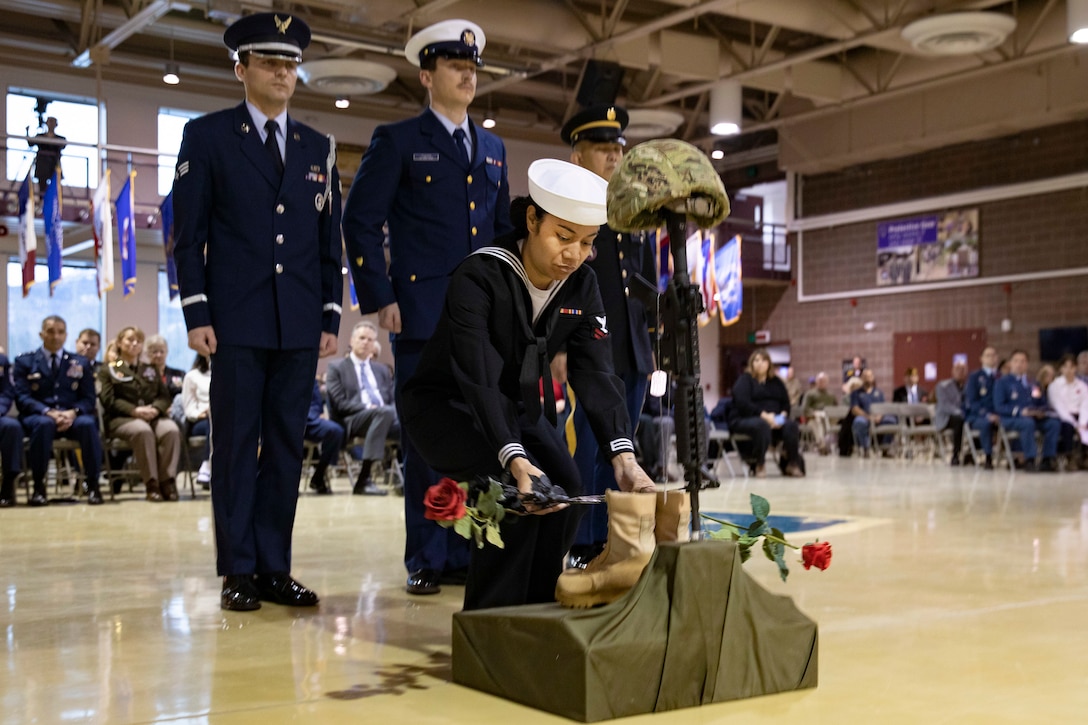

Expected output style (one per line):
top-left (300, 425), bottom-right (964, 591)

top-left (876, 208), bottom-right (979, 286)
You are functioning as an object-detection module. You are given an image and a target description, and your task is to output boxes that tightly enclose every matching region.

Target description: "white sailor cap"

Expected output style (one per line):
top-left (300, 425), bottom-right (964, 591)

top-left (405, 19), bottom-right (485, 68)
top-left (527, 159), bottom-right (608, 227)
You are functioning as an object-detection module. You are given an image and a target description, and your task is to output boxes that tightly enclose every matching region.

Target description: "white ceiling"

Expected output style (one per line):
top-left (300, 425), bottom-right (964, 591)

top-left (1, 0), bottom-right (1085, 174)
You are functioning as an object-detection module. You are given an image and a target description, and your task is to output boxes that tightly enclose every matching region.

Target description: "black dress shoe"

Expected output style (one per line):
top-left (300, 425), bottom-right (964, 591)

top-left (29, 490), bottom-right (48, 507)
top-left (221, 575), bottom-right (261, 611)
top-left (1039, 457), bottom-right (1059, 473)
top-left (254, 573), bottom-right (319, 606)
top-left (87, 489), bottom-right (104, 506)
top-left (406, 569), bottom-right (441, 595)
top-left (353, 479), bottom-right (388, 496)
top-left (0, 495), bottom-right (14, 508)
top-left (309, 475), bottom-right (332, 495)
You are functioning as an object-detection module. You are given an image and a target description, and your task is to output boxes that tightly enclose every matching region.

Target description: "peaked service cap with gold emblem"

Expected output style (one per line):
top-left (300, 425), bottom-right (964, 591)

top-left (528, 159), bottom-right (609, 227)
top-left (224, 12), bottom-right (311, 63)
top-left (561, 105), bottom-right (629, 147)
top-left (405, 19), bottom-right (485, 68)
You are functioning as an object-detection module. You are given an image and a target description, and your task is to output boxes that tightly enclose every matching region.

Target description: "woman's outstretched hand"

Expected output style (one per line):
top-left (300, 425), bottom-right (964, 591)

top-left (612, 452), bottom-right (656, 493)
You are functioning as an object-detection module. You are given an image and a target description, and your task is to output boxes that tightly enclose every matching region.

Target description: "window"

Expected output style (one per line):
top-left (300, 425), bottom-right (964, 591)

top-left (7, 261), bottom-right (105, 360)
top-left (157, 269), bottom-right (191, 371)
top-left (5, 90), bottom-right (100, 189)
top-left (158, 108), bottom-right (201, 196)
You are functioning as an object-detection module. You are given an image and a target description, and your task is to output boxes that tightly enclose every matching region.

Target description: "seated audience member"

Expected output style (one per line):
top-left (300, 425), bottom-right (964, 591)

top-left (0, 353), bottom-right (25, 507)
top-left (1035, 364), bottom-right (1056, 398)
top-left (1077, 351), bottom-right (1088, 384)
top-left (934, 361), bottom-right (968, 465)
top-left (727, 349), bottom-right (805, 478)
top-left (993, 349), bottom-right (1060, 473)
top-left (893, 367), bottom-right (928, 403)
top-left (784, 365), bottom-right (803, 407)
top-left (325, 321), bottom-right (394, 496)
top-left (145, 335), bottom-right (186, 398)
top-left (842, 355), bottom-right (864, 393)
top-left (1048, 354), bottom-right (1088, 468)
top-left (850, 369), bottom-right (892, 455)
top-left (966, 346), bottom-right (1000, 469)
top-left (838, 377), bottom-right (863, 456)
top-left (75, 329), bottom-right (102, 374)
top-left (802, 372), bottom-right (838, 455)
top-left (303, 379), bottom-right (344, 495)
top-left (98, 326), bottom-right (181, 501)
top-left (13, 316), bottom-right (103, 506)
top-left (182, 354), bottom-right (212, 487)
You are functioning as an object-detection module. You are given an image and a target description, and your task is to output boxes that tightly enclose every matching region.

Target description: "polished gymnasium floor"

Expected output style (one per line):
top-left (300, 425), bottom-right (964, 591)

top-left (4, 454), bottom-right (1088, 724)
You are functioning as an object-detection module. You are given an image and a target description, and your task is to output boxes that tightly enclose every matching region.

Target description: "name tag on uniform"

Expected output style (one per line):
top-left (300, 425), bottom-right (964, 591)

top-left (413, 153), bottom-right (440, 162)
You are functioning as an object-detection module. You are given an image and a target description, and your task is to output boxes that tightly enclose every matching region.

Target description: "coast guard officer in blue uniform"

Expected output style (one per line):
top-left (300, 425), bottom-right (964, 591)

top-left (965, 346), bottom-right (999, 469)
top-left (342, 19), bottom-right (512, 596)
top-left (13, 315), bottom-right (102, 506)
top-left (562, 105), bottom-right (657, 567)
top-left (172, 12), bottom-right (343, 611)
top-left (993, 349), bottom-right (1060, 472)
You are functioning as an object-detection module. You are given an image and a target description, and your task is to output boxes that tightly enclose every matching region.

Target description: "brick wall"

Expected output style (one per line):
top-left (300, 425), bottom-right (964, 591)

top-left (715, 119), bottom-right (1088, 394)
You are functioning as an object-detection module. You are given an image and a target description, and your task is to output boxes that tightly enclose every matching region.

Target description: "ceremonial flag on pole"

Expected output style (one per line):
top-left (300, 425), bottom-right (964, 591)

top-left (92, 169), bottom-right (114, 297)
top-left (348, 270), bottom-right (360, 310)
top-left (715, 234), bottom-right (743, 326)
top-left (17, 173), bottom-right (37, 298)
top-left (43, 171), bottom-right (63, 296)
top-left (699, 232), bottom-right (718, 326)
top-left (115, 171), bottom-right (137, 297)
top-left (160, 191), bottom-right (179, 300)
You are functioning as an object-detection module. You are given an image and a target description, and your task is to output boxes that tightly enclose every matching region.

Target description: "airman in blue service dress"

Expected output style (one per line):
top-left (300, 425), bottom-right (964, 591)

top-left (993, 354), bottom-right (1060, 471)
top-left (561, 105), bottom-right (657, 564)
top-left (172, 12), bottom-right (342, 611)
top-left (0, 354), bottom-right (26, 507)
top-left (13, 317), bottom-right (102, 506)
top-left (342, 19), bottom-right (512, 595)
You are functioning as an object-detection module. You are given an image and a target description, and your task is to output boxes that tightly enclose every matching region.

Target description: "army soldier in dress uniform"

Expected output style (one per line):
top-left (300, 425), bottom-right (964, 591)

top-left (343, 19), bottom-right (512, 596)
top-left (561, 105), bottom-right (657, 567)
top-left (172, 12), bottom-right (343, 612)
top-left (13, 315), bottom-right (102, 506)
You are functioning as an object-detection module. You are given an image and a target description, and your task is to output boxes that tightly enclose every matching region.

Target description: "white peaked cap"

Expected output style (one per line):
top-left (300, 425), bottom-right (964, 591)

top-left (527, 159), bottom-right (608, 227)
top-left (404, 19), bottom-right (486, 67)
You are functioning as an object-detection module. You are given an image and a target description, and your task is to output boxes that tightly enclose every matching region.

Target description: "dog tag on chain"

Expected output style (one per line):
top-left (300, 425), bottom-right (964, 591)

top-left (649, 369), bottom-right (668, 397)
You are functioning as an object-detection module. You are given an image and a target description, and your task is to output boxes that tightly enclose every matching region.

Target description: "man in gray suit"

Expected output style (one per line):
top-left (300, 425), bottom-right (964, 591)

top-left (326, 321), bottom-right (396, 495)
top-left (935, 361), bottom-right (968, 465)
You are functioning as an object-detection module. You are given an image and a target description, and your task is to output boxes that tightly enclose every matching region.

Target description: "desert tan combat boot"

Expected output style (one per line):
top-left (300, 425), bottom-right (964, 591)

top-left (555, 490), bottom-right (657, 608)
top-left (654, 490), bottom-right (691, 543)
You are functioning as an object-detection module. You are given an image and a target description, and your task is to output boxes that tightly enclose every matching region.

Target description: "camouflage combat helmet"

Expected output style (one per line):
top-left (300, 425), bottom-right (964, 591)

top-left (607, 139), bottom-right (730, 232)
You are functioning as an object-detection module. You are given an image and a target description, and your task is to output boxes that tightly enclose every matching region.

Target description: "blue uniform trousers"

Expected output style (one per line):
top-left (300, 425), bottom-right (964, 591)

top-left (0, 417), bottom-right (23, 473)
top-left (190, 418), bottom-right (211, 462)
top-left (999, 415), bottom-right (1060, 461)
top-left (967, 414), bottom-right (996, 455)
top-left (22, 414), bottom-right (100, 485)
top-left (394, 341), bottom-right (471, 575)
top-left (571, 373), bottom-right (647, 548)
top-left (209, 345), bottom-right (317, 576)
top-left (305, 418), bottom-right (343, 470)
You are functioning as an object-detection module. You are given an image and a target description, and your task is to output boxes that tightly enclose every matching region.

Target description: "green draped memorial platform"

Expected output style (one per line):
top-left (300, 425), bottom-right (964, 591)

top-left (452, 540), bottom-right (818, 722)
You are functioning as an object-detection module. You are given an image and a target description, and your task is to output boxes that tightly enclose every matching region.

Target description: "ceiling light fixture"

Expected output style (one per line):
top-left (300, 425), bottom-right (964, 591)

top-left (900, 12), bottom-right (1016, 55)
top-left (709, 80), bottom-right (742, 136)
top-left (1070, 0), bottom-right (1088, 43)
top-left (334, 97), bottom-right (350, 109)
top-left (711, 149), bottom-right (725, 160)
top-left (162, 62), bottom-right (180, 85)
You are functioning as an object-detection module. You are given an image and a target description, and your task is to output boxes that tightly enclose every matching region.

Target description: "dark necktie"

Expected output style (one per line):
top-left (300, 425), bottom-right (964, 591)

top-left (265, 120), bottom-right (284, 177)
top-left (453, 128), bottom-right (470, 166)
top-left (50, 353), bottom-right (58, 376)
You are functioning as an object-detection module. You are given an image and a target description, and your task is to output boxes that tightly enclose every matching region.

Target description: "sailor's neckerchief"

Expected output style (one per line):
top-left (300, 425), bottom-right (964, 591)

top-left (471, 241), bottom-right (571, 426)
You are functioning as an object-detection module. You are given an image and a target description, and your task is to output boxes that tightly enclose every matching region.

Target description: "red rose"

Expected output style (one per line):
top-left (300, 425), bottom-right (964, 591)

top-left (424, 478), bottom-right (467, 522)
top-left (801, 541), bottom-right (832, 571)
